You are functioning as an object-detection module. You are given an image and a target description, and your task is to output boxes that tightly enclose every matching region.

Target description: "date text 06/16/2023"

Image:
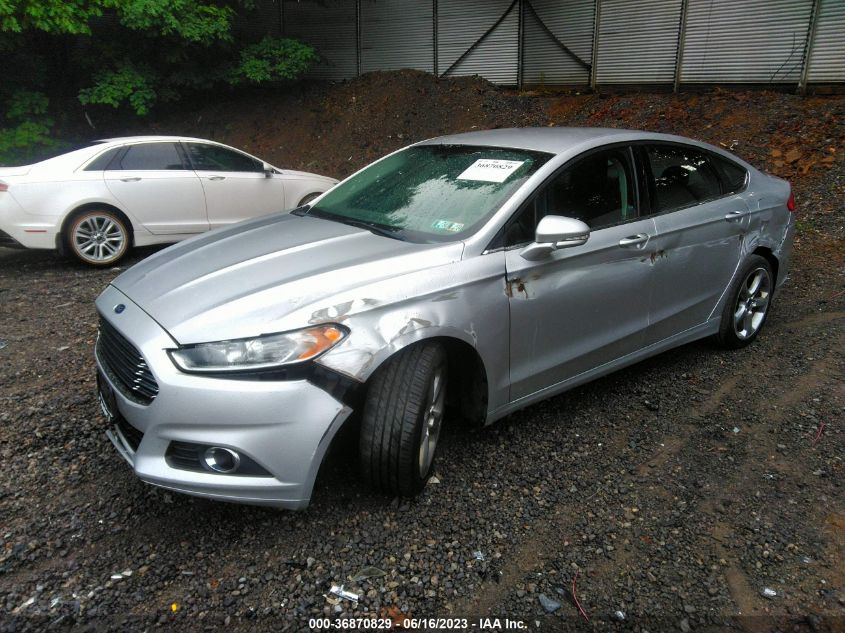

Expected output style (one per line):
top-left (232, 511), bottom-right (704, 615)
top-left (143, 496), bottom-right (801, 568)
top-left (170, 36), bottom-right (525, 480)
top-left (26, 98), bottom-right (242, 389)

top-left (308, 617), bottom-right (528, 630)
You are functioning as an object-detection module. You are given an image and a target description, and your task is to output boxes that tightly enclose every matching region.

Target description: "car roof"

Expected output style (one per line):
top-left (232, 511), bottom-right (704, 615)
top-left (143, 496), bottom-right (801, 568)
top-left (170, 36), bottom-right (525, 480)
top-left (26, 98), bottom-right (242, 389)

top-left (419, 127), bottom-right (719, 157)
top-left (96, 135), bottom-right (218, 144)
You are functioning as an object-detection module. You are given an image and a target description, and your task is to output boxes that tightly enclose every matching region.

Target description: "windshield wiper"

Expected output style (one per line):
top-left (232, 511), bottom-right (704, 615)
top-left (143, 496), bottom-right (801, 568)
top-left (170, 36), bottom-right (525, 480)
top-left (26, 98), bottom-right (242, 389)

top-left (300, 208), bottom-right (406, 241)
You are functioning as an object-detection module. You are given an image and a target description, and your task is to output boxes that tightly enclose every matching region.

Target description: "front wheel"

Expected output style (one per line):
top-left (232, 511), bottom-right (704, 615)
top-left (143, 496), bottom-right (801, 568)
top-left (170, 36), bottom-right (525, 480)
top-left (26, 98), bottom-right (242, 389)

top-left (359, 342), bottom-right (447, 497)
top-left (67, 209), bottom-right (130, 266)
top-left (298, 192), bottom-right (322, 207)
top-left (714, 255), bottom-right (774, 349)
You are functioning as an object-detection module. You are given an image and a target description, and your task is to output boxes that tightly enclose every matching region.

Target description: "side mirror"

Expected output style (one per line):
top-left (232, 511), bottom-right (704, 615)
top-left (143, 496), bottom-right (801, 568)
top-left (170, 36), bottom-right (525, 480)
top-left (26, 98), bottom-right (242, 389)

top-left (262, 162), bottom-right (275, 178)
top-left (520, 215), bottom-right (590, 261)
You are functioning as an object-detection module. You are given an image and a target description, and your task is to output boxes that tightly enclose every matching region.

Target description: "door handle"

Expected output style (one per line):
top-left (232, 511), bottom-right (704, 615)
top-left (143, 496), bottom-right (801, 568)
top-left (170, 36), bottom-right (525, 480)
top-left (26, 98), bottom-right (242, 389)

top-left (120, 177), bottom-right (141, 182)
top-left (724, 210), bottom-right (745, 222)
top-left (207, 175), bottom-right (226, 181)
top-left (618, 233), bottom-right (650, 248)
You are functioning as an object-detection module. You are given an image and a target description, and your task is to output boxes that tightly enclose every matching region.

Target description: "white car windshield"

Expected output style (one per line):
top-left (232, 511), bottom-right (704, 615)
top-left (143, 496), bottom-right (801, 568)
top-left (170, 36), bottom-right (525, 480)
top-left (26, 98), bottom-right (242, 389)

top-left (304, 144), bottom-right (552, 242)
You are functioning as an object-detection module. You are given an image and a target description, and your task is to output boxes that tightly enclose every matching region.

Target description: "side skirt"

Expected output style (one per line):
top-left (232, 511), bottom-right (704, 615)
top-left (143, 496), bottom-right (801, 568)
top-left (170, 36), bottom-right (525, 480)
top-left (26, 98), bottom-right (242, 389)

top-left (486, 318), bottom-right (720, 425)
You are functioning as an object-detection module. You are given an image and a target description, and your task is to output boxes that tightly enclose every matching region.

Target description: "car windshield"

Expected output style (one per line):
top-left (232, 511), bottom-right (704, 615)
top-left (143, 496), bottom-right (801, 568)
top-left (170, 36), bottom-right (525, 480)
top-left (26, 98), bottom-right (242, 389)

top-left (305, 144), bottom-right (552, 242)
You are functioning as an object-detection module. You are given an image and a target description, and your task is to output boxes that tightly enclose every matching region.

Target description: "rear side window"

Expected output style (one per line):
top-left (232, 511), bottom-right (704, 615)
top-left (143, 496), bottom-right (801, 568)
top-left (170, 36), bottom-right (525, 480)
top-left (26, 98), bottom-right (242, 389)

top-left (185, 143), bottom-right (263, 172)
top-left (84, 147), bottom-right (121, 171)
top-left (644, 144), bottom-right (722, 213)
top-left (115, 143), bottom-right (186, 170)
top-left (711, 154), bottom-right (748, 194)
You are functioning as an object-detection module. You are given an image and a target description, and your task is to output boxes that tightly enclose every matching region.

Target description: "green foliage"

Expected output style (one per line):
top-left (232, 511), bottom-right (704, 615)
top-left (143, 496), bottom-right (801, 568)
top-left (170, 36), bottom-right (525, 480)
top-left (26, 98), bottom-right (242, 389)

top-left (79, 63), bottom-right (157, 115)
top-left (0, 0), bottom-right (103, 34)
top-left (0, 90), bottom-right (54, 164)
top-left (229, 37), bottom-right (318, 84)
top-left (115, 0), bottom-right (233, 45)
top-left (0, 0), bottom-right (318, 162)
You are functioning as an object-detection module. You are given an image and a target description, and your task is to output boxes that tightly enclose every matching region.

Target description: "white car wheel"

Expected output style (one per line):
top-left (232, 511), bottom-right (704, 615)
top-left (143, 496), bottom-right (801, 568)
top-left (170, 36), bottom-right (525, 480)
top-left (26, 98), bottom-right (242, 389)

top-left (68, 210), bottom-right (129, 266)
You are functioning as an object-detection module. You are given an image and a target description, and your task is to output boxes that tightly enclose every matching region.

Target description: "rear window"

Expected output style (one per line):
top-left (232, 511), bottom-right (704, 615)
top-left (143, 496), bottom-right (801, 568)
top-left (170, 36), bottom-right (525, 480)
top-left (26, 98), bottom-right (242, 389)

top-left (84, 147), bottom-right (122, 171)
top-left (711, 154), bottom-right (748, 194)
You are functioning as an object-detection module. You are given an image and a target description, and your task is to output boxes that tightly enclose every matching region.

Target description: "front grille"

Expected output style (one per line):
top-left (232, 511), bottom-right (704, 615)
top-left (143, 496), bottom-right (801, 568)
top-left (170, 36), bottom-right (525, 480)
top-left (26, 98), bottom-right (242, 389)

top-left (0, 229), bottom-right (23, 248)
top-left (96, 317), bottom-right (159, 404)
top-left (116, 416), bottom-right (144, 452)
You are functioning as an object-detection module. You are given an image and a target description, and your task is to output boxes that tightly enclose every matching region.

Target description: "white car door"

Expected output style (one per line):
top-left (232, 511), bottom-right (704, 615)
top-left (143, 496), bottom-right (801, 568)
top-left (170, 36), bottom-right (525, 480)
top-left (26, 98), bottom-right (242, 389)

top-left (103, 142), bottom-right (208, 235)
top-left (184, 142), bottom-right (286, 228)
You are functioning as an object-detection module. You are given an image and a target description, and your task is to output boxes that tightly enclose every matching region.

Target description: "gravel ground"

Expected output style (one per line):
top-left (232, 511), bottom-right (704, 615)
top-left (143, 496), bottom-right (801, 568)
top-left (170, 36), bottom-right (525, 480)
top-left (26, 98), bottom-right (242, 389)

top-left (1, 73), bottom-right (844, 631)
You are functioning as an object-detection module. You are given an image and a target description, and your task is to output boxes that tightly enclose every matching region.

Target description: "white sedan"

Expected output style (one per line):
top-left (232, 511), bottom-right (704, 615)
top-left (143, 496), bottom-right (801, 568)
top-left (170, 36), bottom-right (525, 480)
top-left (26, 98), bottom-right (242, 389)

top-left (0, 136), bottom-right (337, 265)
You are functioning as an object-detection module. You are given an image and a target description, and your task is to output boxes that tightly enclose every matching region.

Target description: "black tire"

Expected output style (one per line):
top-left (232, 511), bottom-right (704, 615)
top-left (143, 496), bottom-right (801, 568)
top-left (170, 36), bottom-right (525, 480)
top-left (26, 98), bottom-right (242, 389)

top-left (359, 342), bottom-right (447, 497)
top-left (66, 208), bottom-right (130, 266)
top-left (298, 192), bottom-right (321, 207)
top-left (714, 254), bottom-right (774, 349)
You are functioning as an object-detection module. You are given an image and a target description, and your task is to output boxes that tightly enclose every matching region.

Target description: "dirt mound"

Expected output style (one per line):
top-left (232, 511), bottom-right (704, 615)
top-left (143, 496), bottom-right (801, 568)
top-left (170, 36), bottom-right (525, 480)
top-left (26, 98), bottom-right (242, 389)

top-left (106, 69), bottom-right (546, 180)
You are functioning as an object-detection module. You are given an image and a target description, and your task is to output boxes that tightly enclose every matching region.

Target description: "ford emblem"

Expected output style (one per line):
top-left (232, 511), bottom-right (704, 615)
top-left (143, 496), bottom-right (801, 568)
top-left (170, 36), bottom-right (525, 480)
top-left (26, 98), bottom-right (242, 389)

top-left (114, 304), bottom-right (126, 314)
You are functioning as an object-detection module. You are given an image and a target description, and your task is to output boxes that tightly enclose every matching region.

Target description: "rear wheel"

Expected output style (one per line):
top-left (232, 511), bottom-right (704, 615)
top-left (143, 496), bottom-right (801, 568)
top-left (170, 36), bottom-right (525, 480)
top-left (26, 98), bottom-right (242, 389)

top-left (359, 342), bottom-right (447, 497)
top-left (715, 255), bottom-right (773, 349)
top-left (67, 209), bottom-right (129, 266)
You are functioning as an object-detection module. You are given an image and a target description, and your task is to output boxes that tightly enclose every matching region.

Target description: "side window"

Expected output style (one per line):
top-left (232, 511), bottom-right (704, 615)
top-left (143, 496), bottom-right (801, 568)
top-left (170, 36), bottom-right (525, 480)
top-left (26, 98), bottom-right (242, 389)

top-left (84, 147), bottom-right (122, 171)
top-left (504, 147), bottom-right (636, 246)
top-left (711, 154), bottom-right (748, 194)
top-left (644, 144), bottom-right (722, 212)
top-left (115, 143), bottom-right (185, 170)
top-left (186, 143), bottom-right (263, 172)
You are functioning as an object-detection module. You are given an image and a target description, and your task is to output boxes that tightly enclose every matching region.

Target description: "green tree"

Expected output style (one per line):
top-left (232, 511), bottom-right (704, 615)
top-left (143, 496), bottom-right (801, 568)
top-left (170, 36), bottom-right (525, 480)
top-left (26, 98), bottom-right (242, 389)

top-left (0, 0), bottom-right (317, 163)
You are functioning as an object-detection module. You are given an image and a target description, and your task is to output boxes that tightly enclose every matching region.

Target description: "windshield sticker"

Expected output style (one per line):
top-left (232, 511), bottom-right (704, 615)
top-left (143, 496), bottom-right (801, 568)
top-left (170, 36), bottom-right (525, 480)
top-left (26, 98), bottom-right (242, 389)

top-left (432, 220), bottom-right (465, 233)
top-left (457, 159), bottom-right (526, 183)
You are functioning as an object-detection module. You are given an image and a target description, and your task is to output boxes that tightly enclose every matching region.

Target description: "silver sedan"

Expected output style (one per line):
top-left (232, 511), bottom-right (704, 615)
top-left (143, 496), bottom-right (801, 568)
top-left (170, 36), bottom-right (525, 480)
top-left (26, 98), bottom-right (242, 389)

top-left (94, 128), bottom-right (795, 508)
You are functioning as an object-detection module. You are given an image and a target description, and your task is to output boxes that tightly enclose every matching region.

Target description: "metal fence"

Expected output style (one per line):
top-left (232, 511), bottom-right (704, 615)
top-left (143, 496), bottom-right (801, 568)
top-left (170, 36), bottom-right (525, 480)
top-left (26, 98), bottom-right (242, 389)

top-left (240, 0), bottom-right (844, 89)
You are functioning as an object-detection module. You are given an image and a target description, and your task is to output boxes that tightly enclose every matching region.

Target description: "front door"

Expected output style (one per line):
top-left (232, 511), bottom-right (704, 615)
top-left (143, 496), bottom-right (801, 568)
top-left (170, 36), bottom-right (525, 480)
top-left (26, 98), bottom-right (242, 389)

top-left (184, 142), bottom-right (286, 228)
top-left (505, 146), bottom-right (656, 400)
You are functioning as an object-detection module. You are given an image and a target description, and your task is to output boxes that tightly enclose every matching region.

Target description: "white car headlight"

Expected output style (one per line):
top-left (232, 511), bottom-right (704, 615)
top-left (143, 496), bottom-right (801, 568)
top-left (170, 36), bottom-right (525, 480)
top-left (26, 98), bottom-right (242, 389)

top-left (168, 324), bottom-right (347, 373)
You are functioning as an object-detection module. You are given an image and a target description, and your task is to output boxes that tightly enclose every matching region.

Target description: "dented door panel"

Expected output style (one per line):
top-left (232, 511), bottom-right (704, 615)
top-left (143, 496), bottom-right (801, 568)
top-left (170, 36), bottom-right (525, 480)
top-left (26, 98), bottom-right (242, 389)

top-left (645, 194), bottom-right (748, 345)
top-left (505, 218), bottom-right (657, 400)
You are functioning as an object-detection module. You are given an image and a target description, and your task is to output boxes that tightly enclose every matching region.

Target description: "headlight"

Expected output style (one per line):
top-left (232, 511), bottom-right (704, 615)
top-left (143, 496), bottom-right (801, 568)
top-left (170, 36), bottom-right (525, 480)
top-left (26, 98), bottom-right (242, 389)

top-left (168, 324), bottom-right (347, 373)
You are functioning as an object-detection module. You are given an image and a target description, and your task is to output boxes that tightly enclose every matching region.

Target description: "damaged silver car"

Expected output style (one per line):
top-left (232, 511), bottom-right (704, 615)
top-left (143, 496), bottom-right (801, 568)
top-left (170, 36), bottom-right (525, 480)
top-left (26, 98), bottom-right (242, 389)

top-left (94, 128), bottom-right (795, 508)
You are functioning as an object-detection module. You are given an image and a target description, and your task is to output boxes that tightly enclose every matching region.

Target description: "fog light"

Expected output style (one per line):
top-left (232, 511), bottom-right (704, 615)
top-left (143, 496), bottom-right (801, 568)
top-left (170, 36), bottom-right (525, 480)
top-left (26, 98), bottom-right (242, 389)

top-left (203, 447), bottom-right (241, 473)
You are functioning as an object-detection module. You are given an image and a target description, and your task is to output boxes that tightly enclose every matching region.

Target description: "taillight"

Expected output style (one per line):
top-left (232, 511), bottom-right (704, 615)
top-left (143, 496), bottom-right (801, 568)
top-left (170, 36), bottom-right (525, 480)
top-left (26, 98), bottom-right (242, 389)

top-left (787, 186), bottom-right (796, 212)
top-left (0, 182), bottom-right (8, 193)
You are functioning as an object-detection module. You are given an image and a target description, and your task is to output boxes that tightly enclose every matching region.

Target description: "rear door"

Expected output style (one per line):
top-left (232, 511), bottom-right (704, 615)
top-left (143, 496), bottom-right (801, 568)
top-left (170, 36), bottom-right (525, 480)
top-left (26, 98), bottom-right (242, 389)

top-left (103, 142), bottom-right (208, 235)
top-left (185, 142), bottom-right (286, 228)
top-left (638, 143), bottom-right (750, 345)
top-left (505, 145), bottom-right (656, 400)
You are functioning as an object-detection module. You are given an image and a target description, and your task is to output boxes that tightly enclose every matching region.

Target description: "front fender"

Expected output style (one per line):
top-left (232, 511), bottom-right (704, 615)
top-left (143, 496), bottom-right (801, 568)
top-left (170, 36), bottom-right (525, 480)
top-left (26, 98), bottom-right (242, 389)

top-left (313, 252), bottom-right (510, 412)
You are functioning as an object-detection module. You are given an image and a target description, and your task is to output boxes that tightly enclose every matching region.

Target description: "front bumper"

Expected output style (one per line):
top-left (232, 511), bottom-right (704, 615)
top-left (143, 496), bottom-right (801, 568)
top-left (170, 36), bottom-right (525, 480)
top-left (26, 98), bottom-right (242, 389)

top-left (94, 285), bottom-right (352, 509)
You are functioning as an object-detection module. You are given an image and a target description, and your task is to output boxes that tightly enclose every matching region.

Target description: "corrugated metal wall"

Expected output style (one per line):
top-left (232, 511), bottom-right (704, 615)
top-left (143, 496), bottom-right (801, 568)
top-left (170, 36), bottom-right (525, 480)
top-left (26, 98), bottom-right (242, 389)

top-left (282, 0), bottom-right (358, 81)
top-left (522, 0), bottom-right (594, 86)
top-left (805, 0), bottom-right (845, 83)
top-left (595, 0), bottom-right (684, 84)
top-left (681, 0), bottom-right (814, 83)
top-left (361, 0), bottom-right (434, 73)
top-left (437, 0), bottom-right (519, 84)
top-left (268, 0), bottom-right (843, 87)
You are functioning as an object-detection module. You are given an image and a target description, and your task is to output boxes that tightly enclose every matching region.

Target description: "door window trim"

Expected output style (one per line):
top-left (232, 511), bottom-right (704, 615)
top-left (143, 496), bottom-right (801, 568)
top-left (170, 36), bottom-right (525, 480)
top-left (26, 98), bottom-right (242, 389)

top-left (486, 142), bottom-right (643, 252)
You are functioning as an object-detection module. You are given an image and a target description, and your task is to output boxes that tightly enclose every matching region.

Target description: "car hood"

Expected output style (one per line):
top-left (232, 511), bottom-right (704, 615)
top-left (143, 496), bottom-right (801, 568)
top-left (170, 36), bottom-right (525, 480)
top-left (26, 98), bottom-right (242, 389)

top-left (281, 169), bottom-right (338, 184)
top-left (111, 212), bottom-right (463, 344)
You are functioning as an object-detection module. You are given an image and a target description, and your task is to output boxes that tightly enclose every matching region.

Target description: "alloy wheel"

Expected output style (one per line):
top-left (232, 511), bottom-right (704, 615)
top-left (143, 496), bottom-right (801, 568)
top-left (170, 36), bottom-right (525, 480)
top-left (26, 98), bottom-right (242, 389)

top-left (733, 266), bottom-right (771, 340)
